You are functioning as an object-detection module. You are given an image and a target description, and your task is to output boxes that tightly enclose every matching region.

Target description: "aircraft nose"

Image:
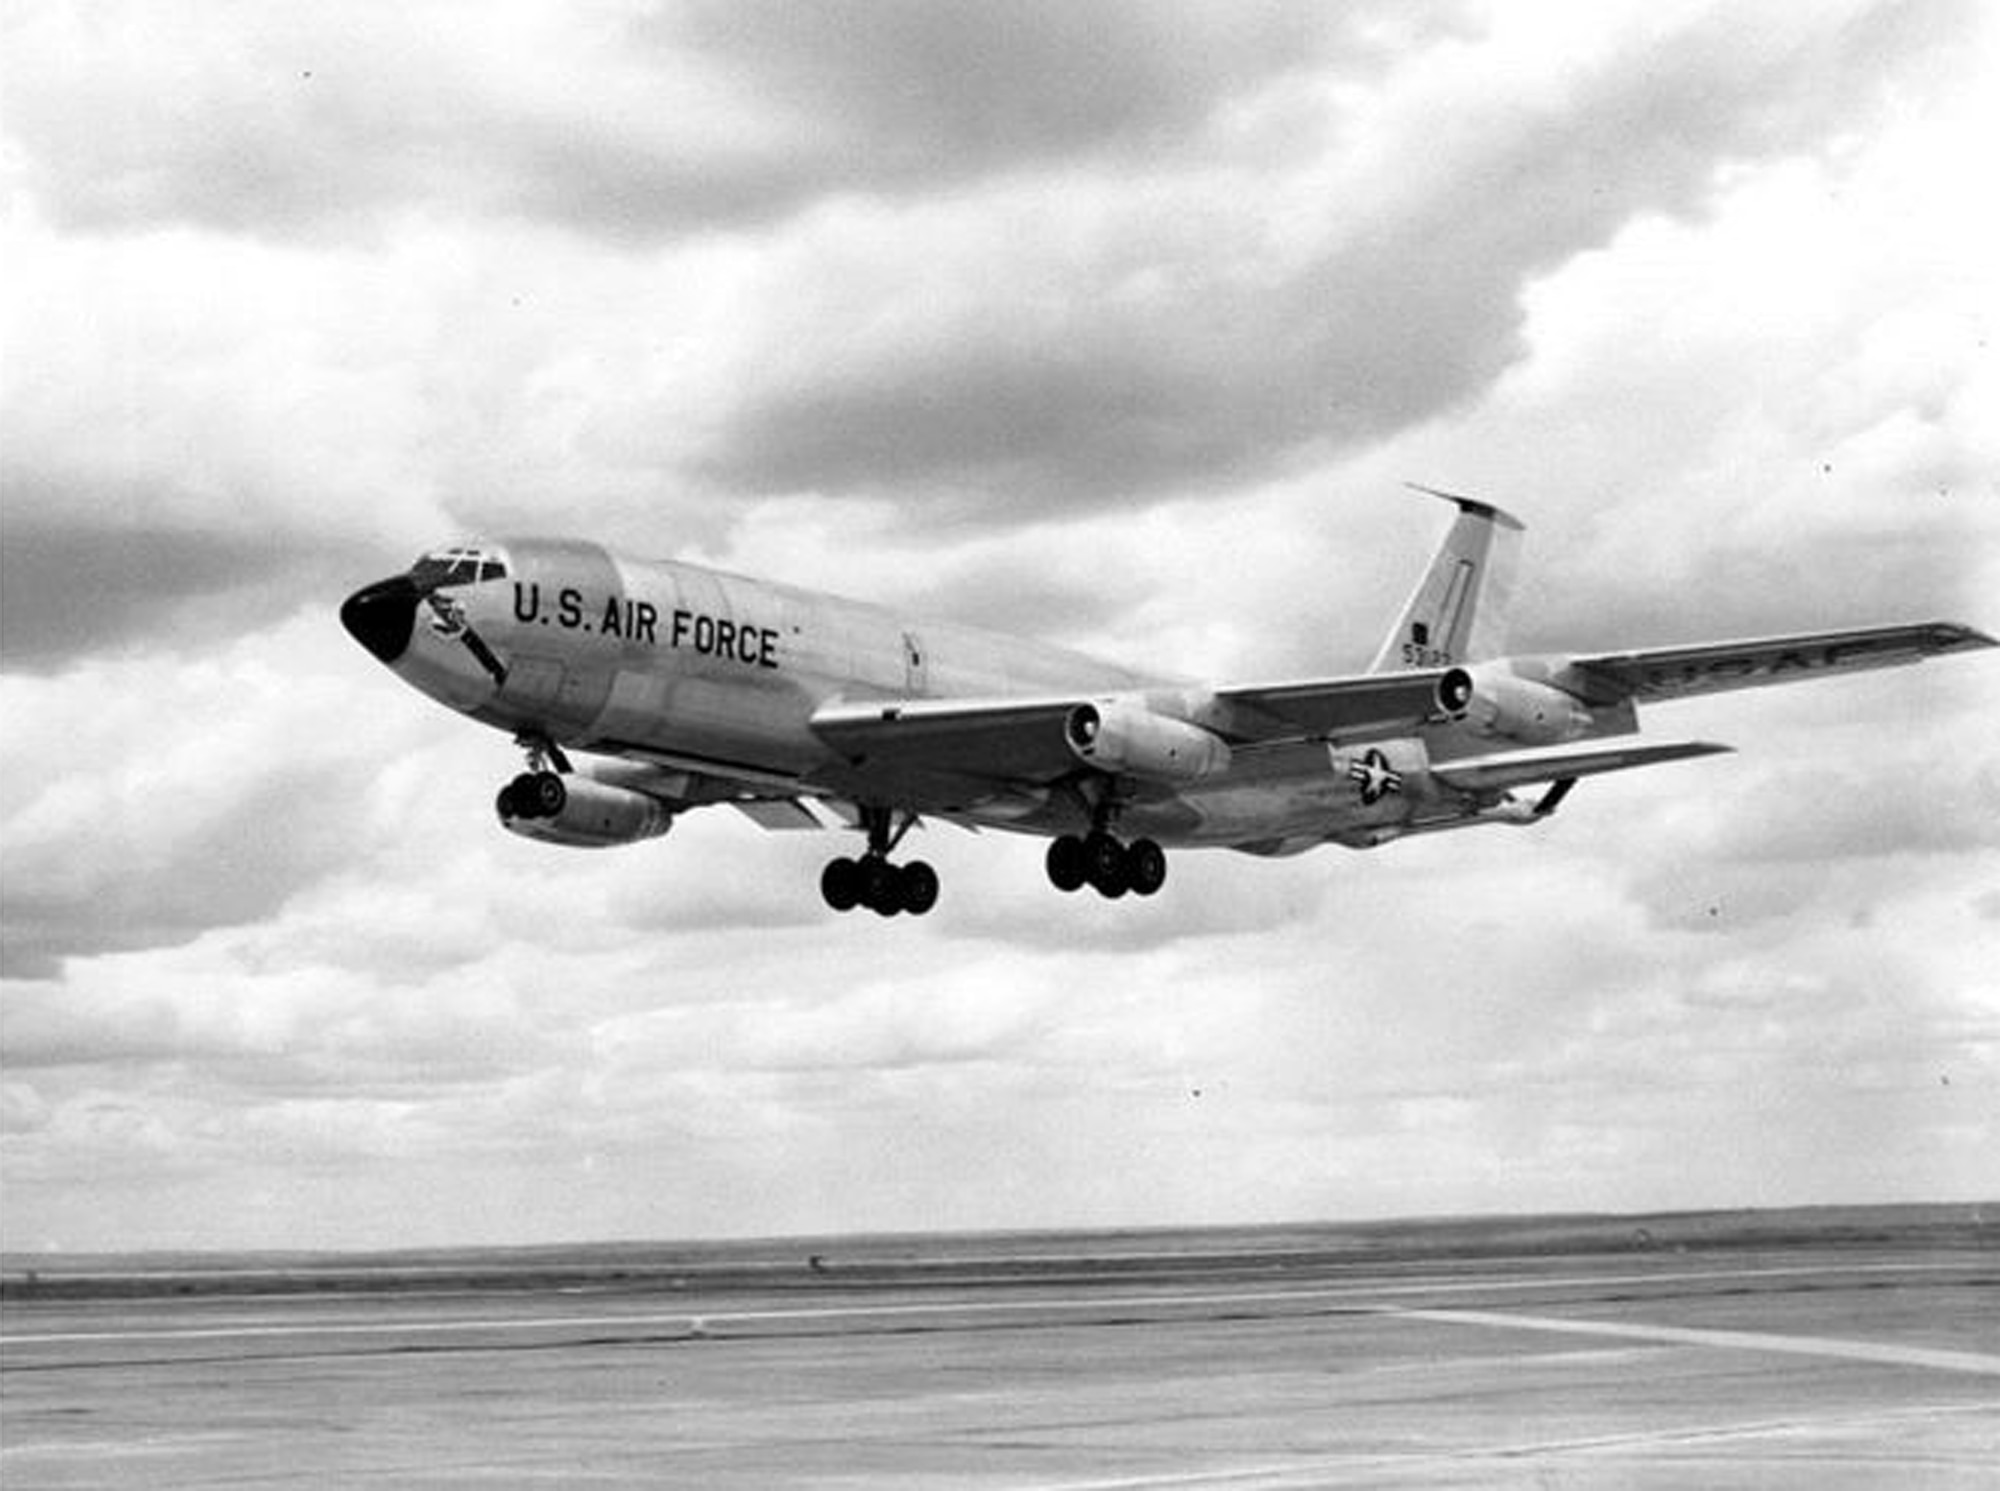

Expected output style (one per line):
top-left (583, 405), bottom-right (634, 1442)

top-left (340, 575), bottom-right (420, 664)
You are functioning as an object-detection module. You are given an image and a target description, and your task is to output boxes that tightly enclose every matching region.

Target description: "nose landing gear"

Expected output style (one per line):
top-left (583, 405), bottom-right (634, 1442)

top-left (821, 805), bottom-right (938, 917)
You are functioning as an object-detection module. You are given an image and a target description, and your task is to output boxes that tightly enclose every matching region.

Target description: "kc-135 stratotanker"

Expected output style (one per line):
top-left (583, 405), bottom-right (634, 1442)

top-left (341, 491), bottom-right (1992, 917)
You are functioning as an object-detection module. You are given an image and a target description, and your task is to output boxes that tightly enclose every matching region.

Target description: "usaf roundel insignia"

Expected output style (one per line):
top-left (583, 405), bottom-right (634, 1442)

top-left (1347, 747), bottom-right (1403, 805)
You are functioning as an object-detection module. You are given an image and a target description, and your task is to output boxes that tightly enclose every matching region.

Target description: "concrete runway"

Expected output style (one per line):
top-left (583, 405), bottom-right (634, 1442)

top-left (4, 1237), bottom-right (1996, 1488)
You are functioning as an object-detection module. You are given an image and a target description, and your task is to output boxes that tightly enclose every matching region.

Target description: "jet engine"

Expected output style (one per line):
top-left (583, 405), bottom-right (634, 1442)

top-left (1435, 663), bottom-right (1593, 746)
top-left (495, 772), bottom-right (673, 848)
top-left (1065, 701), bottom-right (1231, 783)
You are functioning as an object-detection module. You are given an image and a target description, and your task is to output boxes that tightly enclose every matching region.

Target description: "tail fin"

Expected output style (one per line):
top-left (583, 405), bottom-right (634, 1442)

top-left (1367, 485), bottom-right (1525, 673)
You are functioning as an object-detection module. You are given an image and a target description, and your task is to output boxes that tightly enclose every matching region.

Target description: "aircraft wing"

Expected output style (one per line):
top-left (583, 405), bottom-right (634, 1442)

top-left (1209, 672), bottom-right (1447, 742)
top-left (811, 672), bottom-right (1453, 788)
top-left (806, 620), bottom-right (1992, 789)
top-left (1564, 621), bottom-right (1993, 704)
top-left (1431, 738), bottom-right (1731, 793)
top-left (811, 696), bottom-right (1081, 782)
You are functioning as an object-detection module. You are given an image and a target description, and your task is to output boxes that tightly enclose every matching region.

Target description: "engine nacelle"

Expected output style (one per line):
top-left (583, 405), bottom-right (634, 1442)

top-left (1436, 664), bottom-right (1594, 746)
top-left (496, 772), bottom-right (673, 848)
top-left (1065, 701), bottom-right (1231, 783)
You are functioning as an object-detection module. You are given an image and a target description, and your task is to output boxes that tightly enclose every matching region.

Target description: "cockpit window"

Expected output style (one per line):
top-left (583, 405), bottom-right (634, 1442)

top-left (410, 545), bottom-right (507, 588)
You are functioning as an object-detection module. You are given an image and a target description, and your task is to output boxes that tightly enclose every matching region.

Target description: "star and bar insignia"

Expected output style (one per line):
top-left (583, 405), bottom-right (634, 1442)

top-left (1347, 747), bottom-right (1403, 805)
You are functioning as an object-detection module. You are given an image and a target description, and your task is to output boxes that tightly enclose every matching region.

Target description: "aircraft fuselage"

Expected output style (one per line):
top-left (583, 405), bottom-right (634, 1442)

top-left (351, 538), bottom-right (1447, 852)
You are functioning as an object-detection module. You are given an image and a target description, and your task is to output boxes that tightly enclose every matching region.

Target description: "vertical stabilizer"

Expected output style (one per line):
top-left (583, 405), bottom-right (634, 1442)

top-left (1367, 485), bottom-right (1525, 673)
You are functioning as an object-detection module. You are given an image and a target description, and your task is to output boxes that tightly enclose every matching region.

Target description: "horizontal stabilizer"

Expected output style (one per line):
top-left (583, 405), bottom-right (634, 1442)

top-left (1432, 739), bottom-right (1732, 793)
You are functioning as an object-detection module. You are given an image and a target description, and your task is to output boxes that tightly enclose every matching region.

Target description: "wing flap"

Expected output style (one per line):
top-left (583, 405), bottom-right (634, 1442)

top-left (1209, 671), bottom-right (1446, 742)
top-left (731, 797), bottom-right (838, 831)
top-left (1432, 739), bottom-right (1732, 793)
top-left (1567, 622), bottom-right (1993, 704)
top-left (809, 696), bottom-right (1080, 781)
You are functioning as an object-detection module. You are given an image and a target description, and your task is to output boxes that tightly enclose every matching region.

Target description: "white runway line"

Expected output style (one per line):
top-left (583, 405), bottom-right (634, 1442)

top-left (1385, 1304), bottom-right (2000, 1375)
top-left (1013, 1402), bottom-right (2000, 1491)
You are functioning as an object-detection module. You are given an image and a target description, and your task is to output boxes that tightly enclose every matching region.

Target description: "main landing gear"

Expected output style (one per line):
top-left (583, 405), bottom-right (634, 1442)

top-left (821, 805), bottom-right (938, 918)
top-left (1044, 832), bottom-right (1167, 899)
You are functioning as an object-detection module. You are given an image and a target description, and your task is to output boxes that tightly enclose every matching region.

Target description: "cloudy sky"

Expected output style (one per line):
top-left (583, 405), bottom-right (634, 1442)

top-left (3, 0), bottom-right (1997, 1254)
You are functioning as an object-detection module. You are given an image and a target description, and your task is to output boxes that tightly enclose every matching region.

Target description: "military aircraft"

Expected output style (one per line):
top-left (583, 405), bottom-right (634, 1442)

top-left (341, 491), bottom-right (1991, 917)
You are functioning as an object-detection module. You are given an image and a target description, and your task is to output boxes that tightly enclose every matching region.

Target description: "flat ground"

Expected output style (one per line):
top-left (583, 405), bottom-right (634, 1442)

top-left (3, 1207), bottom-right (1995, 1487)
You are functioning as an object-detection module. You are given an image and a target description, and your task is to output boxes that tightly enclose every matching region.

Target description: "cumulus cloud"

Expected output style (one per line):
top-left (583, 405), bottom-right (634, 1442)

top-left (693, 0), bottom-right (1977, 512)
top-left (2, 2), bottom-right (1453, 240)
top-left (3, 0), bottom-right (1996, 1250)
top-left (0, 613), bottom-right (439, 975)
top-left (2, 2), bottom-right (779, 238)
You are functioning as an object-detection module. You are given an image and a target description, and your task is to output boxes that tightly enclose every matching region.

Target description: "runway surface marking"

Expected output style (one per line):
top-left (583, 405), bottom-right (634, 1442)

top-left (4, 1258), bottom-right (1986, 1352)
top-left (1386, 1304), bottom-right (2000, 1375)
top-left (1015, 1401), bottom-right (2000, 1491)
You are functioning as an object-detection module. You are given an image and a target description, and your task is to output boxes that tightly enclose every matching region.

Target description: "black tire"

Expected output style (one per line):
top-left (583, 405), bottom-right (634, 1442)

top-left (900, 861), bottom-right (939, 916)
top-left (1126, 838), bottom-right (1167, 897)
top-left (820, 857), bottom-right (861, 913)
top-left (1046, 835), bottom-right (1088, 892)
top-left (1084, 833), bottom-right (1127, 895)
top-left (861, 857), bottom-right (903, 917)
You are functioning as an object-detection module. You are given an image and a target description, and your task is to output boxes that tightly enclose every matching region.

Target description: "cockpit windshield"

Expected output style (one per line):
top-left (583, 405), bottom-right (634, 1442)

top-left (409, 545), bottom-right (507, 589)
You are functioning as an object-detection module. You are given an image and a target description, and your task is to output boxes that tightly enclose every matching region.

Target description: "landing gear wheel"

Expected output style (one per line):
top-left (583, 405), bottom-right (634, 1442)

top-left (1084, 832), bottom-right (1127, 897)
top-left (861, 857), bottom-right (904, 917)
top-left (821, 805), bottom-right (940, 917)
top-left (1046, 835), bottom-right (1088, 893)
top-left (820, 857), bottom-right (862, 912)
top-left (899, 861), bottom-right (939, 916)
top-left (1125, 838), bottom-right (1167, 897)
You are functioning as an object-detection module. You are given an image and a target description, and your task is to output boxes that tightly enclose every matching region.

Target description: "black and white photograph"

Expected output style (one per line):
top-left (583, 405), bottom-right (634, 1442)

top-left (3, 1), bottom-right (1997, 1483)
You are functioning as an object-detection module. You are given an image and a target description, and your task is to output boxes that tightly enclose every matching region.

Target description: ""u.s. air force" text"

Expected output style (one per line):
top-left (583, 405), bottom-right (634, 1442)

top-left (512, 583), bottom-right (779, 668)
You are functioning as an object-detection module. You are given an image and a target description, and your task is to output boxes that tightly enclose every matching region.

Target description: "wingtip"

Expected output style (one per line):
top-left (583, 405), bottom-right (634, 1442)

top-left (1655, 739), bottom-right (1736, 764)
